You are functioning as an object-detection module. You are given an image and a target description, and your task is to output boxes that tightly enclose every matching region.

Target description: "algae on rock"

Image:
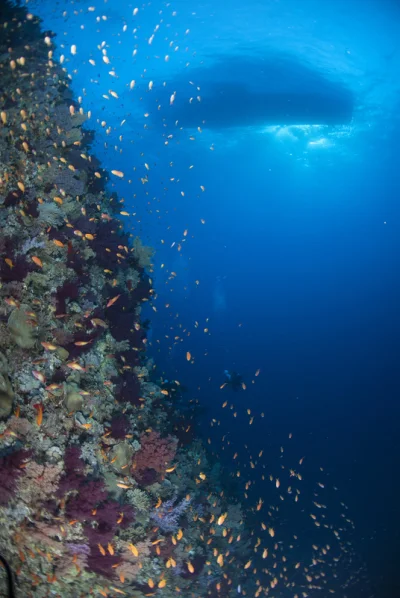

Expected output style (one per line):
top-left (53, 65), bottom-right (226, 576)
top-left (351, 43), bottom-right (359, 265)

top-left (110, 442), bottom-right (134, 473)
top-left (65, 385), bottom-right (83, 412)
top-left (7, 305), bottom-right (36, 349)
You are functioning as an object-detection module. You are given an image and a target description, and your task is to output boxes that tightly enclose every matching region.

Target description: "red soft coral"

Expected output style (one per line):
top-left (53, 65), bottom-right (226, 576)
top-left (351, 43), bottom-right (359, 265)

top-left (133, 431), bottom-right (177, 484)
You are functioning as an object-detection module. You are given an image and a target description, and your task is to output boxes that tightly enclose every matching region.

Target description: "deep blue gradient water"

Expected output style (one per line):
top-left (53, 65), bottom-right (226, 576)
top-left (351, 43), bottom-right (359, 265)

top-left (26, 0), bottom-right (400, 595)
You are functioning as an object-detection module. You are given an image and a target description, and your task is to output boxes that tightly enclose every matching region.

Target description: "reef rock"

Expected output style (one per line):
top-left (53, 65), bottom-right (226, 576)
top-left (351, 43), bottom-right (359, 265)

top-left (0, 351), bottom-right (13, 419)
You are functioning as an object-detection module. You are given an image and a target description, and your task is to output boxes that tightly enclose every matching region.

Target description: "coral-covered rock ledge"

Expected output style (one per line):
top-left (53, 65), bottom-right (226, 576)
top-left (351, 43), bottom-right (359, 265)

top-left (0, 3), bottom-right (250, 597)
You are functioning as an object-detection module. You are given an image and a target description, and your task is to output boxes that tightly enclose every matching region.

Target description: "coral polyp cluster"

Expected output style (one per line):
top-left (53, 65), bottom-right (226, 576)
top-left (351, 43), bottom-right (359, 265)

top-left (0, 4), bottom-right (250, 597)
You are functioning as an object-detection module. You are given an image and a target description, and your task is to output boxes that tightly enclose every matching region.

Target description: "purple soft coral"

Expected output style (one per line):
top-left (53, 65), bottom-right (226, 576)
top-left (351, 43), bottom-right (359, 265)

top-left (150, 496), bottom-right (190, 533)
top-left (108, 414), bottom-right (130, 439)
top-left (86, 552), bottom-right (120, 578)
top-left (67, 543), bottom-right (90, 556)
top-left (65, 479), bottom-right (108, 520)
top-left (85, 501), bottom-right (134, 546)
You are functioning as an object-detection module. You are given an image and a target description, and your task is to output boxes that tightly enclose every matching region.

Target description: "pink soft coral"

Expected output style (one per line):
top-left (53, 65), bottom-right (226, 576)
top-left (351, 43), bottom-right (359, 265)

top-left (133, 430), bottom-right (177, 483)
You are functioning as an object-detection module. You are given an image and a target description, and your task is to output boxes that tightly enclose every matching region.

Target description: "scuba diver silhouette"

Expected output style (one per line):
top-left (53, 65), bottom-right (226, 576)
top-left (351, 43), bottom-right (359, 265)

top-left (222, 370), bottom-right (244, 391)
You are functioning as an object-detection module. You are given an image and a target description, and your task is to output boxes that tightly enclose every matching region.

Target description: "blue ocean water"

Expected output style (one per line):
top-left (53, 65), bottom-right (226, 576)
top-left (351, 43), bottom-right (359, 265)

top-left (22, 0), bottom-right (400, 595)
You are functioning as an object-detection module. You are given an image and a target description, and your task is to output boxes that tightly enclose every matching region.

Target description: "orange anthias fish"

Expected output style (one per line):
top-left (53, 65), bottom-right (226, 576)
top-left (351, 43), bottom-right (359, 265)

top-left (31, 256), bottom-right (43, 268)
top-left (66, 361), bottom-right (86, 372)
top-left (41, 342), bottom-right (58, 351)
top-left (45, 383), bottom-right (62, 391)
top-left (91, 318), bottom-right (108, 328)
top-left (4, 297), bottom-right (19, 307)
top-left (106, 294), bottom-right (121, 308)
top-left (33, 403), bottom-right (43, 426)
top-left (32, 370), bottom-right (45, 384)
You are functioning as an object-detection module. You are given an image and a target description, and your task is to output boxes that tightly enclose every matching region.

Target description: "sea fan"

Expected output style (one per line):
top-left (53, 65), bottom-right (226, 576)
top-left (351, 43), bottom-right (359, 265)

top-left (150, 496), bottom-right (191, 533)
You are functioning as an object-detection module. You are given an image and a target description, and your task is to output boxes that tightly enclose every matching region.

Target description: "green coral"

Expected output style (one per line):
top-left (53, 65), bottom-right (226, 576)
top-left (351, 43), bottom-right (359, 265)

top-left (127, 487), bottom-right (151, 512)
top-left (65, 385), bottom-right (83, 412)
top-left (37, 201), bottom-right (64, 227)
top-left (56, 346), bottom-right (69, 361)
top-left (24, 271), bottom-right (49, 291)
top-left (133, 236), bottom-right (154, 269)
top-left (110, 441), bottom-right (133, 473)
top-left (7, 305), bottom-right (36, 349)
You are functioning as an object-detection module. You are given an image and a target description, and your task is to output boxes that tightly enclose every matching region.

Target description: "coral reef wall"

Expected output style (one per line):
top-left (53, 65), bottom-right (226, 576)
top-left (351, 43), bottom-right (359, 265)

top-left (0, 3), bottom-right (251, 597)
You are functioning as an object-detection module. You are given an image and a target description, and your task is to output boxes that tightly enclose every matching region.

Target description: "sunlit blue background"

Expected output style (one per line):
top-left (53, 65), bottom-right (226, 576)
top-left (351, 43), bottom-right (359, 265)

top-left (27, 0), bottom-right (400, 594)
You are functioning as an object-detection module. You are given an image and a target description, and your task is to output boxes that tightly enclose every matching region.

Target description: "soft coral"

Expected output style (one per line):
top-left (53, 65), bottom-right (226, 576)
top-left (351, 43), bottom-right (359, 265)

top-left (0, 449), bottom-right (32, 505)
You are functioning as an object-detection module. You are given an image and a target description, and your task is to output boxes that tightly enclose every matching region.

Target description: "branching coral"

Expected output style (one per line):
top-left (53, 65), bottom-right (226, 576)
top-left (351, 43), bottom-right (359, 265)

top-left (150, 496), bottom-right (191, 533)
top-left (20, 236), bottom-right (46, 254)
top-left (126, 488), bottom-right (151, 513)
